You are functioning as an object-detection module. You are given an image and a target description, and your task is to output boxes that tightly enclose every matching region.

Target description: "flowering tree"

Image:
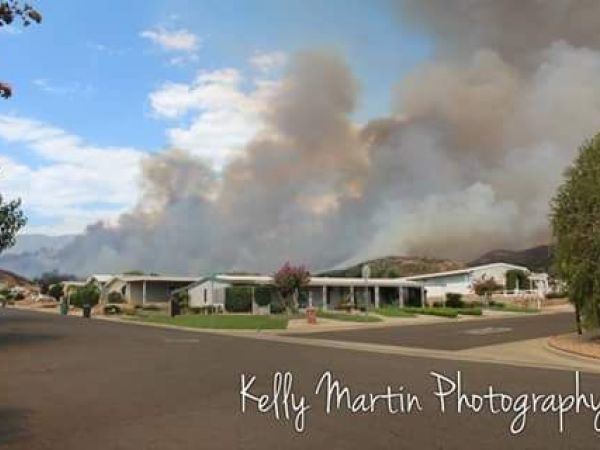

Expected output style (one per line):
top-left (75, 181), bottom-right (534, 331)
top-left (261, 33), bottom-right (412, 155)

top-left (273, 262), bottom-right (310, 312)
top-left (472, 276), bottom-right (502, 304)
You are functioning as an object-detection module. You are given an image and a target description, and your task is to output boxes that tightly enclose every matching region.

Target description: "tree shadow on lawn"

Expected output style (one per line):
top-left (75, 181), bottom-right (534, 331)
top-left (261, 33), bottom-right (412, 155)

top-left (0, 407), bottom-right (32, 445)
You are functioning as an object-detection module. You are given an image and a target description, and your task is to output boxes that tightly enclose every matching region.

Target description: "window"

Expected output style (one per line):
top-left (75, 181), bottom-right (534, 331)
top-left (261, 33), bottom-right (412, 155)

top-left (204, 288), bottom-right (207, 303)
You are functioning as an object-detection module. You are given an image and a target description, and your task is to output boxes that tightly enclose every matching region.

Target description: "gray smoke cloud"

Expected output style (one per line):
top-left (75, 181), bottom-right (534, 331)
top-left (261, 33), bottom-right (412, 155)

top-left (39, 2), bottom-right (600, 275)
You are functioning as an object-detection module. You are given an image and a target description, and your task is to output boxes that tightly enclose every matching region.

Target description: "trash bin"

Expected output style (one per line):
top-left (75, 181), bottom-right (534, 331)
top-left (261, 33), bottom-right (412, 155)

top-left (82, 303), bottom-right (91, 319)
top-left (60, 300), bottom-right (68, 315)
top-left (306, 307), bottom-right (317, 324)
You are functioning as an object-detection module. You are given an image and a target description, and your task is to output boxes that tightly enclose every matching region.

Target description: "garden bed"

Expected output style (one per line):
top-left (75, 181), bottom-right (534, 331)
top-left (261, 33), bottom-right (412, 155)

top-left (317, 310), bottom-right (382, 322)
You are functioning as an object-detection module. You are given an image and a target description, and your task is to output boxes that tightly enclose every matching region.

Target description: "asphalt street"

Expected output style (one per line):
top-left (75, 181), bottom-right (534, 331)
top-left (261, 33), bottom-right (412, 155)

top-left (1, 308), bottom-right (598, 449)
top-left (292, 312), bottom-right (575, 350)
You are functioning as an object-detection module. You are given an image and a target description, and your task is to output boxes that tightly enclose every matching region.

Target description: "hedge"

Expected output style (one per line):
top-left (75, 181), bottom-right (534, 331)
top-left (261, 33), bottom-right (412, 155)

top-left (254, 286), bottom-right (273, 307)
top-left (445, 292), bottom-right (464, 308)
top-left (225, 286), bottom-right (253, 312)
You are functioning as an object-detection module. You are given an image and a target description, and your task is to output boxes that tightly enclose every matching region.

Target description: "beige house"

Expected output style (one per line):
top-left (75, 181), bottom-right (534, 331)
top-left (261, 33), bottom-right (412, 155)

top-left (100, 275), bottom-right (198, 305)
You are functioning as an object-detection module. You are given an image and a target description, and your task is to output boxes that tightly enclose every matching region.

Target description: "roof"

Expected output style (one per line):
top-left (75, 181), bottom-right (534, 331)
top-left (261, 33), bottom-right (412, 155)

top-left (176, 273), bottom-right (421, 293)
top-left (403, 262), bottom-right (530, 281)
top-left (86, 274), bottom-right (114, 284)
top-left (104, 275), bottom-right (199, 288)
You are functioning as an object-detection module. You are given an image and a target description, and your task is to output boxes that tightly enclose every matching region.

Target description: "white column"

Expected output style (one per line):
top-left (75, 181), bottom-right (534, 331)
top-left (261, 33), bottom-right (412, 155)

top-left (420, 286), bottom-right (425, 307)
top-left (398, 286), bottom-right (405, 308)
top-left (251, 287), bottom-right (257, 314)
top-left (142, 280), bottom-right (147, 305)
top-left (374, 286), bottom-right (380, 309)
top-left (322, 285), bottom-right (327, 310)
top-left (308, 290), bottom-right (313, 308)
top-left (350, 285), bottom-right (355, 306)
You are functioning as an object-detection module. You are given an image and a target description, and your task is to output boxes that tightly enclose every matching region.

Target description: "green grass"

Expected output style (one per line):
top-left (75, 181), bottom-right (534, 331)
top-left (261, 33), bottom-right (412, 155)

top-left (455, 308), bottom-right (483, 316)
top-left (317, 310), bottom-right (383, 322)
top-left (374, 307), bottom-right (417, 318)
top-left (401, 307), bottom-right (459, 318)
top-left (132, 313), bottom-right (289, 330)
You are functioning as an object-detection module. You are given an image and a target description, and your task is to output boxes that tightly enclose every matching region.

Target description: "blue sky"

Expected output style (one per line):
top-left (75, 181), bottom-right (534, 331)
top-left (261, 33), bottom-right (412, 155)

top-left (0, 0), bottom-right (431, 234)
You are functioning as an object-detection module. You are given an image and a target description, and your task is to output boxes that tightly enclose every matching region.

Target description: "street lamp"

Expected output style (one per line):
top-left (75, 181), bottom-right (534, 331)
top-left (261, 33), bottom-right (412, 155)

top-left (362, 264), bottom-right (370, 315)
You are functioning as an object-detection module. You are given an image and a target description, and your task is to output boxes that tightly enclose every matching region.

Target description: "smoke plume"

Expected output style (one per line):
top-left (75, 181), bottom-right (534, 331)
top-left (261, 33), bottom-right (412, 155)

top-left (44, 2), bottom-right (600, 275)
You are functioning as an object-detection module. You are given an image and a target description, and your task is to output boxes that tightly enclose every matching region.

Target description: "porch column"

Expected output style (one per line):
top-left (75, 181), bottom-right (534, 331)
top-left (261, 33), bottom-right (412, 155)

top-left (420, 286), bottom-right (425, 308)
top-left (349, 285), bottom-right (355, 306)
top-left (398, 286), bottom-right (404, 308)
top-left (374, 286), bottom-right (380, 309)
top-left (142, 280), bottom-right (147, 305)
top-left (308, 290), bottom-right (313, 308)
top-left (251, 286), bottom-right (256, 314)
top-left (322, 285), bottom-right (328, 310)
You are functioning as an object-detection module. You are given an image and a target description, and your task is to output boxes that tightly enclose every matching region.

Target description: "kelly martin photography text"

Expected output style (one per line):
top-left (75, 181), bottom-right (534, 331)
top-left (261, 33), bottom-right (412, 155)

top-left (3, 1), bottom-right (600, 449)
top-left (240, 371), bottom-right (600, 435)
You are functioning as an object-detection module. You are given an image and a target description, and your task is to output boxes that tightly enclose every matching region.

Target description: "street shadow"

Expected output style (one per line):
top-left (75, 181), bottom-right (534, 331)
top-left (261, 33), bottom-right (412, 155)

top-left (0, 331), bottom-right (61, 349)
top-left (0, 407), bottom-right (31, 445)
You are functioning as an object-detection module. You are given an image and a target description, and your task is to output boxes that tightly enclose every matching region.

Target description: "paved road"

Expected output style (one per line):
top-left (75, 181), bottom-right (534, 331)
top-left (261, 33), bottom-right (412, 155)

top-left (1, 309), bottom-right (598, 449)
top-left (291, 312), bottom-right (575, 350)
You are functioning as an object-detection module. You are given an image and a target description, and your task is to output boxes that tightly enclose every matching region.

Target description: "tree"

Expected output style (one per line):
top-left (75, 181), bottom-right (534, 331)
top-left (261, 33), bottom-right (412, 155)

top-left (0, 195), bottom-right (26, 253)
top-left (0, 1), bottom-right (42, 98)
top-left (505, 269), bottom-right (530, 291)
top-left (551, 133), bottom-right (600, 334)
top-left (70, 283), bottom-right (100, 308)
top-left (472, 276), bottom-right (502, 304)
top-left (48, 283), bottom-right (63, 301)
top-left (273, 262), bottom-right (310, 312)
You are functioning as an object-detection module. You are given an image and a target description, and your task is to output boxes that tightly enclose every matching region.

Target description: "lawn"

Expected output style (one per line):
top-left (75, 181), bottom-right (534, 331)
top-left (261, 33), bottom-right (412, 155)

top-left (374, 307), bottom-right (417, 318)
top-left (132, 313), bottom-right (289, 330)
top-left (317, 310), bottom-right (383, 322)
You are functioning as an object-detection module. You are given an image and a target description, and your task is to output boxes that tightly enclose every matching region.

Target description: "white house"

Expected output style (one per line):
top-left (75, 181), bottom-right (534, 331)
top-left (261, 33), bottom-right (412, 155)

top-left (178, 274), bottom-right (424, 311)
top-left (401, 262), bottom-right (549, 299)
top-left (100, 275), bottom-right (198, 305)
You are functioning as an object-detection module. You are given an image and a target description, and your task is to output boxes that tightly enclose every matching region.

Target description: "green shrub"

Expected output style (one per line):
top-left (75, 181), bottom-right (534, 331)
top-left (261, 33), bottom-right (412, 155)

top-left (174, 291), bottom-right (189, 309)
top-left (107, 291), bottom-right (125, 304)
top-left (103, 305), bottom-right (121, 315)
top-left (254, 286), bottom-right (273, 307)
top-left (457, 308), bottom-right (482, 316)
top-left (445, 292), bottom-right (464, 308)
top-left (70, 283), bottom-right (100, 308)
top-left (225, 286), bottom-right (252, 312)
top-left (402, 307), bottom-right (459, 318)
top-left (270, 298), bottom-right (286, 314)
top-left (189, 305), bottom-right (220, 315)
top-left (48, 283), bottom-right (64, 301)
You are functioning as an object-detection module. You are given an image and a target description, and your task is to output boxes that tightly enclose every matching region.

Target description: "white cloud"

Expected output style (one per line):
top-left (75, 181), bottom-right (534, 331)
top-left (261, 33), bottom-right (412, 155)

top-left (33, 78), bottom-right (94, 97)
top-left (0, 115), bottom-right (144, 234)
top-left (250, 50), bottom-right (287, 73)
top-left (148, 68), bottom-right (278, 169)
top-left (140, 26), bottom-right (200, 52)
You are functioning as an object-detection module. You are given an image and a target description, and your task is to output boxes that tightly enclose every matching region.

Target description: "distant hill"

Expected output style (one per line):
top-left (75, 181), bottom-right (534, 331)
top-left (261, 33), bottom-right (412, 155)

top-left (468, 245), bottom-right (553, 273)
top-left (0, 268), bottom-right (34, 288)
top-left (320, 256), bottom-right (465, 278)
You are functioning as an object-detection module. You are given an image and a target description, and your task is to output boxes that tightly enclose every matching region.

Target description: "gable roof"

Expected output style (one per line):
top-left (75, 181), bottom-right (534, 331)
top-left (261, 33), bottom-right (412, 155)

top-left (402, 262), bottom-right (530, 281)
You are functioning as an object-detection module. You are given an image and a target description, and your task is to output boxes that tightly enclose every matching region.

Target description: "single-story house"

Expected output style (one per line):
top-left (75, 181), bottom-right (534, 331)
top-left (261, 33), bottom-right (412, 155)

top-left (100, 275), bottom-right (198, 305)
top-left (401, 262), bottom-right (549, 299)
top-left (177, 274), bottom-right (424, 311)
top-left (86, 274), bottom-right (114, 289)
